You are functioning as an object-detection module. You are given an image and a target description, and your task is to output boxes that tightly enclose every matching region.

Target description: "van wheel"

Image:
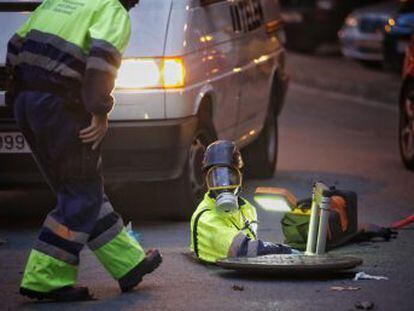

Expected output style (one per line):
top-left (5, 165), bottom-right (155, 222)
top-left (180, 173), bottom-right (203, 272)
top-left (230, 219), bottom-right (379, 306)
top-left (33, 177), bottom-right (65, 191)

top-left (166, 127), bottom-right (214, 220)
top-left (400, 83), bottom-right (414, 170)
top-left (243, 105), bottom-right (278, 179)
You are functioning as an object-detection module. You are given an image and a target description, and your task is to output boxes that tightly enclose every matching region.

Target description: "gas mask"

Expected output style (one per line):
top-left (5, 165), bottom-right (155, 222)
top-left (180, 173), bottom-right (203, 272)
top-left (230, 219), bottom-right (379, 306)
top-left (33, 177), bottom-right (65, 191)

top-left (206, 166), bottom-right (242, 214)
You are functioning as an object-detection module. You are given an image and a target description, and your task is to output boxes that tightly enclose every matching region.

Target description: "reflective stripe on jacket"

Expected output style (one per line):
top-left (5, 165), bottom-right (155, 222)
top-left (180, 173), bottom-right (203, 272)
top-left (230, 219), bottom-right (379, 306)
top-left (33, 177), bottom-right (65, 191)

top-left (6, 0), bottom-right (131, 115)
top-left (190, 193), bottom-right (259, 263)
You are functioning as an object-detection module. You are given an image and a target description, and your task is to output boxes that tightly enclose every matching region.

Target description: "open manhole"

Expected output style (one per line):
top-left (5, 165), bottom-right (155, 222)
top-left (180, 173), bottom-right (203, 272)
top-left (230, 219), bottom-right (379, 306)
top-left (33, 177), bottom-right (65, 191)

top-left (217, 254), bottom-right (363, 274)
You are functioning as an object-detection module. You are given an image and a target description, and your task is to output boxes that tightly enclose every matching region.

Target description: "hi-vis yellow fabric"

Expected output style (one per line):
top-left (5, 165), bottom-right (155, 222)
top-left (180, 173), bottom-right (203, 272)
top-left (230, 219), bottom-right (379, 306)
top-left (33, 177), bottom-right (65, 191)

top-left (191, 193), bottom-right (257, 263)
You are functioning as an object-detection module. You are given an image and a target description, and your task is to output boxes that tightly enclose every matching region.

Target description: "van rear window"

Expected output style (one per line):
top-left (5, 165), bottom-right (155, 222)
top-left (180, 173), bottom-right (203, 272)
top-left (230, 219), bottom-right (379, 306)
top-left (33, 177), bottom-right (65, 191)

top-left (0, 1), bottom-right (41, 12)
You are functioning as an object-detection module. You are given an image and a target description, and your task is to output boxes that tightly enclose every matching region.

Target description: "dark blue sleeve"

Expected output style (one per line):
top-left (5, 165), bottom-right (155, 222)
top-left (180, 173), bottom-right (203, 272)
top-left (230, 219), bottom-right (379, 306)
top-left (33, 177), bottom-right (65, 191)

top-left (82, 39), bottom-right (122, 115)
top-left (237, 239), bottom-right (292, 257)
top-left (5, 34), bottom-right (23, 106)
top-left (256, 240), bottom-right (292, 256)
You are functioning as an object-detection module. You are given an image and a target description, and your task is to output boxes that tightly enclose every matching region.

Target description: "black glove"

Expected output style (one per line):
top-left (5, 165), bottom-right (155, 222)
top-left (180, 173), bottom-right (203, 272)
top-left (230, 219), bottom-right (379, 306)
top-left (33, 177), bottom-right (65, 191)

top-left (355, 223), bottom-right (398, 242)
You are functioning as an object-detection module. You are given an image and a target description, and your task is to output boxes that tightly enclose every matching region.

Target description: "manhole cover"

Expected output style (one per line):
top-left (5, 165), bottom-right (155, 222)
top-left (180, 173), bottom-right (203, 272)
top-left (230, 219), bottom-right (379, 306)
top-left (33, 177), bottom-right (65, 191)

top-left (217, 254), bottom-right (363, 273)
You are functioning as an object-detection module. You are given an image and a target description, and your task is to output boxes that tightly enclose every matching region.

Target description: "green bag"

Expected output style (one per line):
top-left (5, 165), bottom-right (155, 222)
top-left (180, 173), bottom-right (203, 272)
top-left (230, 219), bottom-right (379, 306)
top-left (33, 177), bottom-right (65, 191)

top-left (281, 206), bottom-right (311, 251)
top-left (281, 189), bottom-right (358, 251)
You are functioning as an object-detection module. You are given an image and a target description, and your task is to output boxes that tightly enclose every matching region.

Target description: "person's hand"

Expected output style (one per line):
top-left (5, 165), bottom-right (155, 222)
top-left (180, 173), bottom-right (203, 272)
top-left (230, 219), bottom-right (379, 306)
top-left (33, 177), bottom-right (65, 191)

top-left (79, 114), bottom-right (108, 150)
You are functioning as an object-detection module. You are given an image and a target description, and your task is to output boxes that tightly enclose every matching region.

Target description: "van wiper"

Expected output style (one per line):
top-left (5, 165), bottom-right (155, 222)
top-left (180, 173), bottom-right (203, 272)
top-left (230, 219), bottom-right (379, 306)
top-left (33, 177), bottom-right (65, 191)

top-left (0, 1), bottom-right (41, 12)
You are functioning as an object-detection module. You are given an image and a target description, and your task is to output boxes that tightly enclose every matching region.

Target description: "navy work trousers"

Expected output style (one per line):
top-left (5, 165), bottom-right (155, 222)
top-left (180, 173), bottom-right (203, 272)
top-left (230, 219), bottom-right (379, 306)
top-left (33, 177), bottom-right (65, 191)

top-left (15, 91), bottom-right (106, 262)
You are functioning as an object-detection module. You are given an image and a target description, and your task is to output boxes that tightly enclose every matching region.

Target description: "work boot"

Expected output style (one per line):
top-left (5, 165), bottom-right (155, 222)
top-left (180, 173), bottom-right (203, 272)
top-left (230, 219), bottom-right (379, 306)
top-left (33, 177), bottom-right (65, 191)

top-left (20, 286), bottom-right (93, 302)
top-left (118, 249), bottom-right (162, 292)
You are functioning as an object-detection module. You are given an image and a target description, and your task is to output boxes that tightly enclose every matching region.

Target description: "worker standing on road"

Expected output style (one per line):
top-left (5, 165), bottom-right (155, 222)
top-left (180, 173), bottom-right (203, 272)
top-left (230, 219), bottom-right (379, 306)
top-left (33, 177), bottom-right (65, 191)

top-left (190, 140), bottom-right (293, 263)
top-left (5, 0), bottom-right (162, 302)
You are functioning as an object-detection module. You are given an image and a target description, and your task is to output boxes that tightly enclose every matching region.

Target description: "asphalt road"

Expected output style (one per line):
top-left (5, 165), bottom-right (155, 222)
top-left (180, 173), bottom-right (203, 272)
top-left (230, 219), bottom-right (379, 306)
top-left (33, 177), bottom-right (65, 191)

top-left (1, 84), bottom-right (413, 310)
top-left (288, 50), bottom-right (400, 105)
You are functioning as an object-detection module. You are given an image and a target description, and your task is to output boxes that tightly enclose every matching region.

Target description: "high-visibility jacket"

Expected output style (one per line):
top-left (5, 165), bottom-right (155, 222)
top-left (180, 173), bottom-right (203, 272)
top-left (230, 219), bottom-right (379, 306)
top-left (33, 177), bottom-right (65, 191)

top-left (190, 193), bottom-right (259, 263)
top-left (6, 0), bottom-right (130, 115)
top-left (6, 0), bottom-right (146, 294)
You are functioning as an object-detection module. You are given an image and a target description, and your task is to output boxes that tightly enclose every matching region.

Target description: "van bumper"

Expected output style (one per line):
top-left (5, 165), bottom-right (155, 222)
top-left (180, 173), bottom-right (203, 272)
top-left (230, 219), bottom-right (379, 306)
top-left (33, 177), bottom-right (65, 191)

top-left (0, 116), bottom-right (198, 186)
top-left (102, 116), bottom-right (198, 182)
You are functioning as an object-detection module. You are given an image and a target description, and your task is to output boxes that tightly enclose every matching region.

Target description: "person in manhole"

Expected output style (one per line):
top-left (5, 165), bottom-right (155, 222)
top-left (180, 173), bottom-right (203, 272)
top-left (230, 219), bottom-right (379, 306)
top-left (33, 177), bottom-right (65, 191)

top-left (190, 140), bottom-right (293, 263)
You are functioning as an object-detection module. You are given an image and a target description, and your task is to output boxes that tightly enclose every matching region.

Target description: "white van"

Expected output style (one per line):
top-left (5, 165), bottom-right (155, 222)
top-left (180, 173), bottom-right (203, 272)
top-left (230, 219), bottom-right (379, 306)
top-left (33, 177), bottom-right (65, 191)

top-left (0, 0), bottom-right (289, 218)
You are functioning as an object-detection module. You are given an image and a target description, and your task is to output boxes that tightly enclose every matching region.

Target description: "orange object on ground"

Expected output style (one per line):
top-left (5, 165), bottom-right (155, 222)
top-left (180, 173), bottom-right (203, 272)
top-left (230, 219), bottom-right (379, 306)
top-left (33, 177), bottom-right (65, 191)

top-left (391, 214), bottom-right (414, 229)
top-left (330, 196), bottom-right (349, 232)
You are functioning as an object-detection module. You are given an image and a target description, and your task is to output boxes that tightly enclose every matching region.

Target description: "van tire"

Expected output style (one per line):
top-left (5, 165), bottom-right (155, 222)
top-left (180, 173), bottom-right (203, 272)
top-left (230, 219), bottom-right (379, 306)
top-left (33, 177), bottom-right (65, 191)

top-left (243, 105), bottom-right (278, 179)
top-left (166, 125), bottom-right (215, 220)
top-left (399, 82), bottom-right (414, 171)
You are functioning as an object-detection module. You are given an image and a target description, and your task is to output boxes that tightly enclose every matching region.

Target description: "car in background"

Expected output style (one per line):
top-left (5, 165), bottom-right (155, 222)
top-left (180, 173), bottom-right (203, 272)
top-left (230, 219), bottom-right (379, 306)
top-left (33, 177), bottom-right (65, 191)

top-left (280, 0), bottom-right (379, 53)
top-left (0, 0), bottom-right (42, 185)
top-left (399, 34), bottom-right (414, 170)
top-left (0, 0), bottom-right (289, 219)
top-left (384, 11), bottom-right (414, 71)
top-left (338, 1), bottom-right (397, 67)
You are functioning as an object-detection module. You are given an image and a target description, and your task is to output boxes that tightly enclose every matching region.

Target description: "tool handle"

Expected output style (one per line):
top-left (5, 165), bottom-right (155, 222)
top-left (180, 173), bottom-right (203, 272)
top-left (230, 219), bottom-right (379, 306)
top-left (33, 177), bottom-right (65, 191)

top-left (391, 214), bottom-right (414, 229)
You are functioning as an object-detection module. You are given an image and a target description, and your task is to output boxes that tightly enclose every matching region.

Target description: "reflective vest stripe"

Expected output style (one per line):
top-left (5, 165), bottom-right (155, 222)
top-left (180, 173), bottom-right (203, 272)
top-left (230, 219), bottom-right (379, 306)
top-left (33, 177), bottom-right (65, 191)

top-left (19, 50), bottom-right (83, 81)
top-left (86, 57), bottom-right (118, 76)
top-left (90, 39), bottom-right (122, 66)
top-left (192, 209), bottom-right (211, 257)
top-left (22, 39), bottom-right (85, 73)
top-left (8, 33), bottom-right (24, 50)
top-left (26, 30), bottom-right (86, 62)
top-left (6, 34), bottom-right (24, 66)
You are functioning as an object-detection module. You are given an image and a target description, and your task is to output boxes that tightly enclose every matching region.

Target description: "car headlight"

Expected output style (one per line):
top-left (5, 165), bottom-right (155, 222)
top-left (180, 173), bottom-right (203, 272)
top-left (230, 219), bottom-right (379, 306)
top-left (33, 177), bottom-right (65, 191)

top-left (384, 18), bottom-right (396, 33)
top-left (316, 0), bottom-right (334, 10)
top-left (162, 58), bottom-right (186, 88)
top-left (116, 57), bottom-right (185, 90)
top-left (345, 16), bottom-right (359, 28)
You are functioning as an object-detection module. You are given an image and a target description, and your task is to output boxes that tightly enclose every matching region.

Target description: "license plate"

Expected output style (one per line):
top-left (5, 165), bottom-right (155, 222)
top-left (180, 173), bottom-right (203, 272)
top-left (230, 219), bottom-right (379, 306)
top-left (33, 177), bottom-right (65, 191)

top-left (0, 91), bottom-right (5, 107)
top-left (397, 41), bottom-right (409, 53)
top-left (0, 132), bottom-right (31, 153)
top-left (281, 12), bottom-right (303, 23)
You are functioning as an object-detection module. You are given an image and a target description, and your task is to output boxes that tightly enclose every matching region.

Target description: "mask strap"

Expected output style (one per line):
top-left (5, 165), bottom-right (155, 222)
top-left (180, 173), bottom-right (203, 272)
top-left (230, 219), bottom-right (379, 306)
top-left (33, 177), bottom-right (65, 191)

top-left (240, 209), bottom-right (258, 240)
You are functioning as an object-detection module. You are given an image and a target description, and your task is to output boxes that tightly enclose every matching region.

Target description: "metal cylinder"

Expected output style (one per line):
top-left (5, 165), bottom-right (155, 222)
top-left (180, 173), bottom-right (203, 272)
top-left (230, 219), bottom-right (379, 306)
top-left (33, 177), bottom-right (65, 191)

top-left (305, 186), bottom-right (319, 255)
top-left (315, 196), bottom-right (331, 254)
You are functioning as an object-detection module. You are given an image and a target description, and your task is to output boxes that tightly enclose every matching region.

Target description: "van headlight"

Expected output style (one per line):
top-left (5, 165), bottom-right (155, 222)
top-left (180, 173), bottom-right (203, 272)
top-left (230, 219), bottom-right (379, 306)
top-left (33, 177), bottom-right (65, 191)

top-left (116, 57), bottom-right (186, 90)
